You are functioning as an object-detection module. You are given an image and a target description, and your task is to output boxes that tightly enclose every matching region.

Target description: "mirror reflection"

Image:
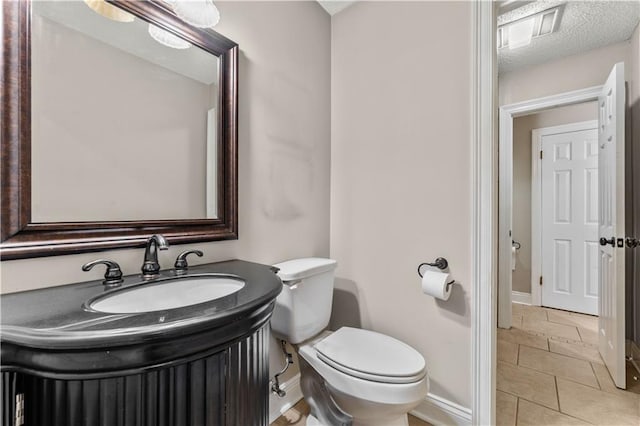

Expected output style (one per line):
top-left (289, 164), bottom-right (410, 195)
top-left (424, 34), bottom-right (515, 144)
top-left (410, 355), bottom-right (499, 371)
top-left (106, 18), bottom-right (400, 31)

top-left (31, 1), bottom-right (220, 222)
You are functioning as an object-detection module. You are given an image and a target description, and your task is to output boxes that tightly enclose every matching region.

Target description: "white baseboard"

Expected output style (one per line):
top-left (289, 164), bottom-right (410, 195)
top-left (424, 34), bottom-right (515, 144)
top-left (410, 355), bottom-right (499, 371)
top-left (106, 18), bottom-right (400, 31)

top-left (410, 393), bottom-right (472, 426)
top-left (268, 373), bottom-right (303, 424)
top-left (512, 291), bottom-right (532, 305)
top-left (268, 374), bottom-right (473, 426)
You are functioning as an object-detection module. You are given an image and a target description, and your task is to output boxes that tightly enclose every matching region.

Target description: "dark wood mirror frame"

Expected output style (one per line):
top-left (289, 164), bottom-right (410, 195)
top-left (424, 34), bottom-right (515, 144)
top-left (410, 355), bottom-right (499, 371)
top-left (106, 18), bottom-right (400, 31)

top-left (1, 0), bottom-right (238, 260)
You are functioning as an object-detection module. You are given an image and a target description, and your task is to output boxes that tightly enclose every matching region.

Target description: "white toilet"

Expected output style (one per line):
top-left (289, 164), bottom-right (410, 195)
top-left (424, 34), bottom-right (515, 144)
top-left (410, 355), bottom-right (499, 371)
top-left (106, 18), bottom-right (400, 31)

top-left (271, 258), bottom-right (428, 426)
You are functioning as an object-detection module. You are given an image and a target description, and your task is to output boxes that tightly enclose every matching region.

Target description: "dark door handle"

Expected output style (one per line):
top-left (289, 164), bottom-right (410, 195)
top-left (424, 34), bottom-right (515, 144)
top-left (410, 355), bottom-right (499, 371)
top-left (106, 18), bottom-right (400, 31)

top-left (600, 237), bottom-right (615, 247)
top-left (627, 238), bottom-right (640, 248)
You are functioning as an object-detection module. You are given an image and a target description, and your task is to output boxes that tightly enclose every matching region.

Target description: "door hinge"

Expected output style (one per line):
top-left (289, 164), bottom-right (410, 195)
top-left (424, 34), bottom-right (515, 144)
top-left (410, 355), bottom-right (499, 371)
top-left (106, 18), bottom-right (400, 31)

top-left (539, 276), bottom-right (543, 286)
top-left (540, 150), bottom-right (543, 159)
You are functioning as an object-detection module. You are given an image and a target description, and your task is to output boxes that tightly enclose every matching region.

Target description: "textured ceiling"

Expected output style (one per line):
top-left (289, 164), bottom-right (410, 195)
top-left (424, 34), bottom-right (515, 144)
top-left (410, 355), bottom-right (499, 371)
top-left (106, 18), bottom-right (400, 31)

top-left (499, 1), bottom-right (640, 74)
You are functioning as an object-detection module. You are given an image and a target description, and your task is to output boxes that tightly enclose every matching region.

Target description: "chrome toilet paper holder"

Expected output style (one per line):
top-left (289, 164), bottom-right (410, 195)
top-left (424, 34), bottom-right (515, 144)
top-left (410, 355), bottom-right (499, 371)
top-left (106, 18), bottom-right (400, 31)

top-left (418, 257), bottom-right (455, 289)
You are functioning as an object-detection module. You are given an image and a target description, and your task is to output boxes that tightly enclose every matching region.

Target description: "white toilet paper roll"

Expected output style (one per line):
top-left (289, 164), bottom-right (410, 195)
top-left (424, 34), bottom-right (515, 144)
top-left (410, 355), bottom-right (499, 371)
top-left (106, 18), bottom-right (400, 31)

top-left (421, 270), bottom-right (452, 301)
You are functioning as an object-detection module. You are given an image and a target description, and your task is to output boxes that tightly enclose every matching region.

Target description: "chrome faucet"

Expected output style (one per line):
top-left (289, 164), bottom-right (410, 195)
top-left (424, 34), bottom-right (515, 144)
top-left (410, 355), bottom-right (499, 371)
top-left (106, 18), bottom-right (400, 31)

top-left (141, 234), bottom-right (169, 278)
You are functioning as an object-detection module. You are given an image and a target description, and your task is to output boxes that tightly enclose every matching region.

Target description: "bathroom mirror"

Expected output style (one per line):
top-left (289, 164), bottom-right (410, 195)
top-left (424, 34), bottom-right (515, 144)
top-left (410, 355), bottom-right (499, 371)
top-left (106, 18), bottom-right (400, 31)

top-left (1, 0), bottom-right (238, 259)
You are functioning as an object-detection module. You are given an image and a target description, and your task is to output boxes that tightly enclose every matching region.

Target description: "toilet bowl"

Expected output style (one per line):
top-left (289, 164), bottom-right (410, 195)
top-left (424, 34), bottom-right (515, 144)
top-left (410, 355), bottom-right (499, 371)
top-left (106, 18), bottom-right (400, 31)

top-left (271, 258), bottom-right (429, 425)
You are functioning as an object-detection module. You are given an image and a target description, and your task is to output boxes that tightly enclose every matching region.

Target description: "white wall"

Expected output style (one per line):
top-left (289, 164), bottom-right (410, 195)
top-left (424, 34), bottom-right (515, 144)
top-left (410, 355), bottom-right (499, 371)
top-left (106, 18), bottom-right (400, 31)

top-left (1, 0), bottom-right (330, 392)
top-left (330, 1), bottom-right (472, 409)
top-left (512, 103), bottom-right (597, 294)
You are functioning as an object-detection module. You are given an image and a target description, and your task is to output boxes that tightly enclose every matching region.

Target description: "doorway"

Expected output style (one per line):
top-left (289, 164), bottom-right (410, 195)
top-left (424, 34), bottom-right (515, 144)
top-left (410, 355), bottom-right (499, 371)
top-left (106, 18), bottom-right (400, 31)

top-left (534, 119), bottom-right (599, 315)
top-left (498, 86), bottom-right (603, 329)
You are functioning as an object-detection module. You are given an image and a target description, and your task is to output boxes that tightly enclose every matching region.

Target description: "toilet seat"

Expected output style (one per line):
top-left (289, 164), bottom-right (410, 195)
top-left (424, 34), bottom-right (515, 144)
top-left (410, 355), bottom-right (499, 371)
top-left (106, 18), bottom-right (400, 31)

top-left (298, 330), bottom-right (429, 406)
top-left (314, 327), bottom-right (426, 384)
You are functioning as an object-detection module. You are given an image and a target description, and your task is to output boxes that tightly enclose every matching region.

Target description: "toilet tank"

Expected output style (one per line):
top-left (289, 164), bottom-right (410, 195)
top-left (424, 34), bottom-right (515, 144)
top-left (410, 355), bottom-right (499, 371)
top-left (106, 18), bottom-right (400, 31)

top-left (270, 258), bottom-right (337, 344)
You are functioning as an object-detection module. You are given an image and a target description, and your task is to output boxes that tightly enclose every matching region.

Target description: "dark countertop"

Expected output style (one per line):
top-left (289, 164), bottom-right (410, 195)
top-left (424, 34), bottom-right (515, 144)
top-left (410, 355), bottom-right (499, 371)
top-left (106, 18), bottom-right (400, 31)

top-left (0, 260), bottom-right (282, 376)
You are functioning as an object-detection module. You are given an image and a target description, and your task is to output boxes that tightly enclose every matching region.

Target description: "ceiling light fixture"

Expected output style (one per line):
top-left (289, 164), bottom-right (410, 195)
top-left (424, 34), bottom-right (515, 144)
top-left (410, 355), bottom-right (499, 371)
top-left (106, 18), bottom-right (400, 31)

top-left (83, 0), bottom-right (135, 23)
top-left (172, 0), bottom-right (220, 29)
top-left (148, 24), bottom-right (192, 50)
top-left (497, 5), bottom-right (563, 50)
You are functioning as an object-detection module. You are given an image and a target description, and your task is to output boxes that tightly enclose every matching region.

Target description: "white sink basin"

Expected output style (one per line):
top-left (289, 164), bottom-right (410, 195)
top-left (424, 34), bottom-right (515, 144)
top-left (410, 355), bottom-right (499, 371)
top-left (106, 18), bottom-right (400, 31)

top-left (90, 275), bottom-right (245, 313)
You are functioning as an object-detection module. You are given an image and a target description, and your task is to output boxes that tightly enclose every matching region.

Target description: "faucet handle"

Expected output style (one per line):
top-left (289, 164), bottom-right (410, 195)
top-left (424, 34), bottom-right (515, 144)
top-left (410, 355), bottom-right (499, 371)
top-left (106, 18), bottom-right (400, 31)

top-left (82, 259), bottom-right (123, 287)
top-left (174, 250), bottom-right (204, 270)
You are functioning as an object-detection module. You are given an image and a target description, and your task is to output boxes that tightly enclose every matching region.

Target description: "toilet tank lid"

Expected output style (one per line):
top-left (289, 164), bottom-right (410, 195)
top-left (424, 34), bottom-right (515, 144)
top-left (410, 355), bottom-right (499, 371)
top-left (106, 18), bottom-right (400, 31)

top-left (273, 258), bottom-right (337, 281)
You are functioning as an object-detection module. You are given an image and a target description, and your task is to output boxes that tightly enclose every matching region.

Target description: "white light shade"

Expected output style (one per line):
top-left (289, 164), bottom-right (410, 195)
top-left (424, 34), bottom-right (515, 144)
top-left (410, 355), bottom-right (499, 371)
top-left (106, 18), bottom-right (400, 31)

top-left (148, 24), bottom-right (191, 50)
top-left (172, 0), bottom-right (220, 29)
top-left (508, 18), bottom-right (535, 50)
top-left (84, 0), bottom-right (135, 23)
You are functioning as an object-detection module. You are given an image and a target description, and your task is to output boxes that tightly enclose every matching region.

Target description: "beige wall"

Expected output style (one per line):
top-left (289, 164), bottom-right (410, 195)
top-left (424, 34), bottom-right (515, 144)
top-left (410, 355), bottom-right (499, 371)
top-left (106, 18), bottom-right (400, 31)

top-left (512, 103), bottom-right (597, 294)
top-left (330, 1), bottom-right (472, 408)
top-left (1, 0), bottom-right (330, 386)
top-left (499, 40), bottom-right (631, 106)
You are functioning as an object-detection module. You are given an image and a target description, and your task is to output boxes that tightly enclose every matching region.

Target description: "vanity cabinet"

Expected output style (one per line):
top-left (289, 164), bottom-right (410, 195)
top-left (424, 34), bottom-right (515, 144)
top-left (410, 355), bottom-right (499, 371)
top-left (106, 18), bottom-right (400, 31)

top-left (2, 325), bottom-right (269, 426)
top-left (0, 260), bottom-right (282, 426)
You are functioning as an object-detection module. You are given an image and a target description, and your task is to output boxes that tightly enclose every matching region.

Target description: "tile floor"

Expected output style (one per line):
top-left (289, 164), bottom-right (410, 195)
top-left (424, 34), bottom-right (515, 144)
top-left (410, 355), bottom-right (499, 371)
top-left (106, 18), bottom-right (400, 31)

top-left (271, 399), bottom-right (431, 426)
top-left (497, 303), bottom-right (640, 425)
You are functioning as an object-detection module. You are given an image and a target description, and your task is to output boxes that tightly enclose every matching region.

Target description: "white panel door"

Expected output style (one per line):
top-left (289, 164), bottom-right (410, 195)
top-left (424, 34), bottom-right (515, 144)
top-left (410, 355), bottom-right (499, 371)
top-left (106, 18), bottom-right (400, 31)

top-left (541, 124), bottom-right (599, 315)
top-left (598, 63), bottom-right (626, 389)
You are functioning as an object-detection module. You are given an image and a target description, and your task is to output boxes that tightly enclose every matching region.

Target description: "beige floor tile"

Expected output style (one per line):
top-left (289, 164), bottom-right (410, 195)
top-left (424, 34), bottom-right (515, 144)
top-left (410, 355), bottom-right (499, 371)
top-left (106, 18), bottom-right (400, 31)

top-left (547, 310), bottom-right (598, 332)
top-left (498, 327), bottom-right (549, 351)
top-left (577, 327), bottom-right (599, 345)
top-left (591, 361), bottom-right (619, 394)
top-left (496, 390), bottom-right (517, 426)
top-left (497, 361), bottom-right (558, 410)
top-left (522, 307), bottom-right (549, 323)
top-left (271, 399), bottom-right (310, 426)
top-left (522, 317), bottom-right (581, 341)
top-left (408, 414), bottom-right (432, 426)
top-left (591, 361), bottom-right (640, 397)
top-left (548, 339), bottom-right (603, 364)
top-left (498, 340), bottom-right (518, 364)
top-left (593, 360), bottom-right (640, 395)
top-left (557, 378), bottom-right (640, 425)
top-left (516, 399), bottom-right (591, 426)
top-left (512, 304), bottom-right (549, 321)
top-left (271, 399), bottom-right (432, 426)
top-left (511, 303), bottom-right (526, 315)
top-left (518, 345), bottom-right (599, 388)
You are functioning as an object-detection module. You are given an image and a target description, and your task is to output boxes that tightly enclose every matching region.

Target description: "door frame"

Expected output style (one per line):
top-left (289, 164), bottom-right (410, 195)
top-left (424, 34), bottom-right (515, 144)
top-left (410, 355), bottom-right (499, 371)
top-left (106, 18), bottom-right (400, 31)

top-left (531, 120), bottom-right (599, 308)
top-left (498, 86), bottom-right (603, 329)
top-left (471, 1), bottom-right (496, 424)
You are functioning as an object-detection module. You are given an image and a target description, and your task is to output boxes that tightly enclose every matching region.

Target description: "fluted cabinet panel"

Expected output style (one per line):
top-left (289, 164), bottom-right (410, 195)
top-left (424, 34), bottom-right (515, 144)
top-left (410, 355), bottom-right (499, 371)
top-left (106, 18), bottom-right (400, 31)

top-left (226, 324), bottom-right (270, 426)
top-left (1, 325), bottom-right (270, 426)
